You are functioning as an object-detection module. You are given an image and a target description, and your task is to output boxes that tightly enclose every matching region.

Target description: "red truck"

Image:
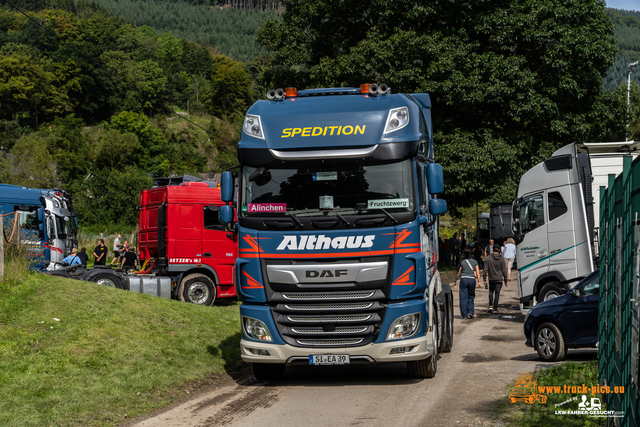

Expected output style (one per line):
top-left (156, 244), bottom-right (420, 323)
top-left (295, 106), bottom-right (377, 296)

top-left (47, 176), bottom-right (237, 306)
top-left (136, 179), bottom-right (238, 305)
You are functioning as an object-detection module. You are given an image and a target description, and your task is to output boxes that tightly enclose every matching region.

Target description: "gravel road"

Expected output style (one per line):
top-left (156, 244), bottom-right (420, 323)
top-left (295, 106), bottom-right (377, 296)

top-left (125, 269), bottom-right (597, 427)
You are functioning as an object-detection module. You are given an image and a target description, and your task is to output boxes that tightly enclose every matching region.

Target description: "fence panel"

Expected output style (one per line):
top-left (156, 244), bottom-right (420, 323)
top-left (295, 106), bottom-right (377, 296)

top-left (599, 155), bottom-right (639, 425)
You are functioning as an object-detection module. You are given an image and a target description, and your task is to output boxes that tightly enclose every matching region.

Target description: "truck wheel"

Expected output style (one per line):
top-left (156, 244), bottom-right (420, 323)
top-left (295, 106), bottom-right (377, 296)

top-left (179, 274), bottom-right (216, 306)
top-left (407, 303), bottom-right (438, 378)
top-left (539, 282), bottom-right (564, 302)
top-left (82, 270), bottom-right (125, 290)
top-left (252, 363), bottom-right (285, 381)
top-left (535, 322), bottom-right (566, 362)
top-left (441, 292), bottom-right (454, 353)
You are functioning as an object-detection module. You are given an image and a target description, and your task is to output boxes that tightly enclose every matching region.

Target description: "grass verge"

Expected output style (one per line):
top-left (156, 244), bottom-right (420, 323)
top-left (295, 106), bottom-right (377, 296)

top-left (0, 273), bottom-right (243, 427)
top-left (498, 361), bottom-right (604, 427)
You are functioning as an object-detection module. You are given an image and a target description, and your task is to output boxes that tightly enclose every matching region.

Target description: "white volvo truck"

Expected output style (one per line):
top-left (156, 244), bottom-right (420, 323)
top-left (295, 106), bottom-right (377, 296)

top-left (512, 141), bottom-right (640, 313)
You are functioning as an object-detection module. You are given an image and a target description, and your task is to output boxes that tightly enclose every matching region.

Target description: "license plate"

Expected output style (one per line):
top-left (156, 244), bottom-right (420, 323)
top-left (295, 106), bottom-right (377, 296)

top-left (309, 354), bottom-right (350, 365)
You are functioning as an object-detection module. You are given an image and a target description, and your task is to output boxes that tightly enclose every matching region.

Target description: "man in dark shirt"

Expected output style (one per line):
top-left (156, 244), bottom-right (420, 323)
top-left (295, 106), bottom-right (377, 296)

top-left (77, 247), bottom-right (89, 266)
top-left (121, 246), bottom-right (139, 271)
top-left (483, 245), bottom-right (509, 313)
top-left (93, 239), bottom-right (108, 265)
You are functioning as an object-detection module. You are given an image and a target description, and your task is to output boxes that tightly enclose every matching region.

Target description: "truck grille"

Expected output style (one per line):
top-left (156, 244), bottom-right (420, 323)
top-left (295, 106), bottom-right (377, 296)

top-left (284, 302), bottom-right (374, 310)
top-left (291, 326), bottom-right (369, 334)
top-left (282, 291), bottom-right (375, 300)
top-left (286, 314), bottom-right (372, 323)
top-left (263, 257), bottom-right (390, 348)
top-left (296, 338), bottom-right (365, 346)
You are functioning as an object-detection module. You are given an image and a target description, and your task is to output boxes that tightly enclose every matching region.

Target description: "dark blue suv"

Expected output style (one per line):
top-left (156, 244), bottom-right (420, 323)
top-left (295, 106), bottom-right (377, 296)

top-left (524, 269), bottom-right (599, 362)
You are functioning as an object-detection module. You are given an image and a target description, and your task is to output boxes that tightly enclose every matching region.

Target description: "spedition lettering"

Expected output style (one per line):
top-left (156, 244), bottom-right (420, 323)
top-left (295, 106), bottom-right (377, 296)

top-left (281, 125), bottom-right (366, 138)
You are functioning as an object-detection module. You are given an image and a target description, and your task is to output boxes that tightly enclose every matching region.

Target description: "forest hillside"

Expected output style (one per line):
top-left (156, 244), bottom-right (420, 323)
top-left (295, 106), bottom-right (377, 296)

top-left (0, 0), bottom-right (638, 226)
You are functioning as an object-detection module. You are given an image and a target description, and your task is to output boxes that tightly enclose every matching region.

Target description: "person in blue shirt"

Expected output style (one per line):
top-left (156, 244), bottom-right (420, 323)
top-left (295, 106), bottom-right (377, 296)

top-left (62, 248), bottom-right (82, 266)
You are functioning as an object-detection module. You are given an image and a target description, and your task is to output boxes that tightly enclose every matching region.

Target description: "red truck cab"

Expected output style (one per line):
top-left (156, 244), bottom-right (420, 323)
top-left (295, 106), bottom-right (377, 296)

top-left (138, 179), bottom-right (237, 304)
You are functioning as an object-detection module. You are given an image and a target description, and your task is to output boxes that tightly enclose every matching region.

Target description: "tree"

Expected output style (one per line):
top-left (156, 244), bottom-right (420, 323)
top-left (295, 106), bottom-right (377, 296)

top-left (258, 0), bottom-right (622, 209)
top-left (205, 54), bottom-right (252, 117)
top-left (0, 135), bottom-right (56, 187)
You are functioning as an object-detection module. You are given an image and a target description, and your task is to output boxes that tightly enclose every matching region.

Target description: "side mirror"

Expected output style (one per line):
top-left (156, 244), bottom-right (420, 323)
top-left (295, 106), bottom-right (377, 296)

top-left (429, 198), bottom-right (447, 216)
top-left (570, 288), bottom-right (580, 298)
top-left (219, 205), bottom-right (234, 225)
top-left (221, 171), bottom-right (233, 203)
top-left (426, 163), bottom-right (444, 195)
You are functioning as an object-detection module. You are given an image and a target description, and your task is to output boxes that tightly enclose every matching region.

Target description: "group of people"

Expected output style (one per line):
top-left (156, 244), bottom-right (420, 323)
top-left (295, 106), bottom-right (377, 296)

top-left (62, 234), bottom-right (139, 271)
top-left (61, 247), bottom-right (89, 266)
top-left (451, 237), bottom-right (517, 320)
top-left (108, 234), bottom-right (139, 271)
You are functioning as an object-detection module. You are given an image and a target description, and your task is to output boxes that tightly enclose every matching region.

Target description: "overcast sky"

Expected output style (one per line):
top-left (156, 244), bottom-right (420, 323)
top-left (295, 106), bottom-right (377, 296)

top-left (605, 0), bottom-right (639, 11)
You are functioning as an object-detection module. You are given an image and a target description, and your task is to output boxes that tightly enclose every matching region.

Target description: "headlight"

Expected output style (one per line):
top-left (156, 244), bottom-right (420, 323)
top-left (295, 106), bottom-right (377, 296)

top-left (242, 316), bottom-right (272, 341)
top-left (383, 107), bottom-right (409, 134)
top-left (386, 313), bottom-right (421, 340)
top-left (243, 114), bottom-right (264, 139)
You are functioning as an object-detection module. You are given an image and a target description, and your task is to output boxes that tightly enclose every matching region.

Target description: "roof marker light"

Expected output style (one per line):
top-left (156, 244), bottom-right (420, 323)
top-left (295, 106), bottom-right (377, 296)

top-left (360, 84), bottom-right (371, 94)
top-left (285, 87), bottom-right (297, 97)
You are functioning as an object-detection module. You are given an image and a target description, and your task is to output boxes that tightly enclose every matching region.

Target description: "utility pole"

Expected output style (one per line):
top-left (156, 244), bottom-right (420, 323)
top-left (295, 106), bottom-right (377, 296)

top-left (627, 61), bottom-right (638, 142)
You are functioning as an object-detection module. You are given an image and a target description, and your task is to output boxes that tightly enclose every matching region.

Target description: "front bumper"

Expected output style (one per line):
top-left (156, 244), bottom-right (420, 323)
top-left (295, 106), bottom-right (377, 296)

top-left (240, 333), bottom-right (434, 364)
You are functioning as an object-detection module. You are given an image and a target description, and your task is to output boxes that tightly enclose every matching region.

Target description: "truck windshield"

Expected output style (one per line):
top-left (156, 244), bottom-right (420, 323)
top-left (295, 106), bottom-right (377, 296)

top-left (240, 160), bottom-right (414, 217)
top-left (55, 215), bottom-right (74, 238)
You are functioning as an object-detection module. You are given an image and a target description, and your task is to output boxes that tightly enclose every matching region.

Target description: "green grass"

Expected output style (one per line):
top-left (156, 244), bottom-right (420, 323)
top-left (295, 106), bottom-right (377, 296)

top-left (0, 273), bottom-right (243, 427)
top-left (499, 361), bottom-right (605, 427)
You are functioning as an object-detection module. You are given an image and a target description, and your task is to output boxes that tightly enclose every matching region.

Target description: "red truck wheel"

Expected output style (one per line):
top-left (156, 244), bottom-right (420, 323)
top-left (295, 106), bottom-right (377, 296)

top-left (179, 274), bottom-right (216, 306)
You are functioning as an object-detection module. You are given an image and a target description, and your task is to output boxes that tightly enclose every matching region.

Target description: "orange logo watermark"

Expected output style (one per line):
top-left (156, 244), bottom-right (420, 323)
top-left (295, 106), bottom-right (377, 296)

top-left (509, 373), bottom-right (547, 404)
top-left (509, 371), bottom-right (626, 418)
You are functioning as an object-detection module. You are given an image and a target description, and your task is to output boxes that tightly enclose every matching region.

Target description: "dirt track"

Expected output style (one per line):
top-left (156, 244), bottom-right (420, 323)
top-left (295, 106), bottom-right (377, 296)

top-left (123, 269), bottom-right (597, 427)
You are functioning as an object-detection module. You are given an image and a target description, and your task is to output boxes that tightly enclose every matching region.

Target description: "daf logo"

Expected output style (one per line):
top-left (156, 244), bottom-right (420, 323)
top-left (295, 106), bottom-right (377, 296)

top-left (305, 269), bottom-right (348, 278)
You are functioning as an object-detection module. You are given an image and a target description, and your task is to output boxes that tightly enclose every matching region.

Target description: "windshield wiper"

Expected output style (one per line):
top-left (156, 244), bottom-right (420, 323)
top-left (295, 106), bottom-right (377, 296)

top-left (332, 211), bottom-right (350, 226)
top-left (287, 211), bottom-right (304, 228)
top-left (380, 208), bottom-right (398, 224)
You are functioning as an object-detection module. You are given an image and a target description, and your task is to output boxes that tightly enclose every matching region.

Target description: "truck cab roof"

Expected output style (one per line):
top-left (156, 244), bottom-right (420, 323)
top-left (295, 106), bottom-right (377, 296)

top-left (240, 90), bottom-right (432, 151)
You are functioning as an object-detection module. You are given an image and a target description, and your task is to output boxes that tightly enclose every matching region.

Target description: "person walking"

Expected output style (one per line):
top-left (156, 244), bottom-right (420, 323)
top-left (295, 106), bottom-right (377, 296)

top-left (502, 237), bottom-right (517, 281)
top-left (482, 238), bottom-right (495, 289)
top-left (449, 235), bottom-right (458, 265)
top-left (111, 234), bottom-right (122, 265)
top-left (483, 245), bottom-right (509, 313)
top-left (470, 237), bottom-right (483, 272)
top-left (452, 248), bottom-right (481, 319)
top-left (93, 239), bottom-right (108, 265)
top-left (484, 239), bottom-right (495, 259)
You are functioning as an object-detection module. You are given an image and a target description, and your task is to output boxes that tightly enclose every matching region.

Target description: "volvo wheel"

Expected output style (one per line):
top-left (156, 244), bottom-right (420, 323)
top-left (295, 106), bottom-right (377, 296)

top-left (539, 282), bottom-right (564, 302)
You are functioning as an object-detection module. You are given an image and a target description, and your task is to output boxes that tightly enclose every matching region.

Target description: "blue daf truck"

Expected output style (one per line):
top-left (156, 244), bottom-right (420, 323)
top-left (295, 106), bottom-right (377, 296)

top-left (0, 183), bottom-right (77, 269)
top-left (219, 84), bottom-right (453, 380)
